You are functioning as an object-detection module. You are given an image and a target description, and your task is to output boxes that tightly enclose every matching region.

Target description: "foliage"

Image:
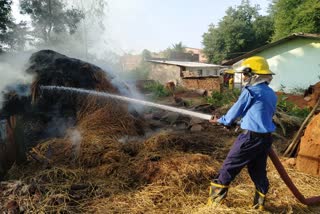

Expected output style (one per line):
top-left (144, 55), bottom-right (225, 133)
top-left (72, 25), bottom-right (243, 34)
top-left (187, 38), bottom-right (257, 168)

top-left (141, 49), bottom-right (152, 60)
top-left (20, 0), bottom-right (84, 46)
top-left (170, 42), bottom-right (186, 53)
top-left (206, 89), bottom-right (241, 107)
top-left (277, 94), bottom-right (310, 118)
top-left (127, 49), bottom-right (152, 80)
top-left (289, 87), bottom-right (305, 95)
top-left (272, 0), bottom-right (320, 41)
top-left (164, 41), bottom-right (186, 58)
top-left (0, 0), bottom-right (12, 50)
top-left (143, 81), bottom-right (170, 98)
top-left (0, 0), bottom-right (11, 33)
top-left (202, 0), bottom-right (274, 64)
top-left (130, 65), bottom-right (151, 80)
top-left (0, 0), bottom-right (28, 51)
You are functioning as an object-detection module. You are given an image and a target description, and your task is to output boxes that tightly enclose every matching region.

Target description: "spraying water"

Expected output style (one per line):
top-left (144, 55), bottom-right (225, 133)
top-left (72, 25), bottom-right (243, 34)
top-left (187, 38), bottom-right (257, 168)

top-left (40, 86), bottom-right (212, 120)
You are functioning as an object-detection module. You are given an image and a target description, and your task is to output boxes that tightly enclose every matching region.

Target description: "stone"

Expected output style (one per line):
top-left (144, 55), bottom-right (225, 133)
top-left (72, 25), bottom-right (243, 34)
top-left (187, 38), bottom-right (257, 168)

top-left (190, 124), bottom-right (203, 132)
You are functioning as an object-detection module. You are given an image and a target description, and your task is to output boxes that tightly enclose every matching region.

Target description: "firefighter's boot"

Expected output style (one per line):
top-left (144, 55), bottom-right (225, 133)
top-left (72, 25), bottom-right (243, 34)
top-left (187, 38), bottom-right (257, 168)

top-left (252, 189), bottom-right (266, 211)
top-left (207, 179), bottom-right (229, 205)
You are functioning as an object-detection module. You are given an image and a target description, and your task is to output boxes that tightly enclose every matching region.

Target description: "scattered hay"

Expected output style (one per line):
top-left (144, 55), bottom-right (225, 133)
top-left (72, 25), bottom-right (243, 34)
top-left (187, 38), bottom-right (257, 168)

top-left (2, 101), bottom-right (320, 213)
top-left (77, 100), bottom-right (141, 138)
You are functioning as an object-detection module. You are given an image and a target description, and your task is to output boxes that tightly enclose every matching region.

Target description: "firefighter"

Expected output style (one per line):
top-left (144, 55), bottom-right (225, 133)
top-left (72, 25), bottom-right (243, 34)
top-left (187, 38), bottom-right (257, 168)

top-left (208, 56), bottom-right (277, 210)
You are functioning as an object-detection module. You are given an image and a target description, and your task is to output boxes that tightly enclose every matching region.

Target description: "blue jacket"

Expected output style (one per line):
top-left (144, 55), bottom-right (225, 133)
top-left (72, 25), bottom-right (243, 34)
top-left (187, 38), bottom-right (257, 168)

top-left (218, 83), bottom-right (277, 133)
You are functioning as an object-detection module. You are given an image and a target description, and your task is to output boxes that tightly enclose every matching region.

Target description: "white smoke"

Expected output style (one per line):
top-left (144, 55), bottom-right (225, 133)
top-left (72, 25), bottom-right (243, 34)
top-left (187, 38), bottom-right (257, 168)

top-left (0, 52), bottom-right (34, 107)
top-left (68, 129), bottom-right (82, 159)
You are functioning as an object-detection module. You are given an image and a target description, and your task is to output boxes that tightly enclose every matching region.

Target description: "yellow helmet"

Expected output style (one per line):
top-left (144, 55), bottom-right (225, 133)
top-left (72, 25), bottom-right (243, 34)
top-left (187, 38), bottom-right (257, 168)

top-left (233, 56), bottom-right (275, 75)
top-left (224, 69), bottom-right (235, 74)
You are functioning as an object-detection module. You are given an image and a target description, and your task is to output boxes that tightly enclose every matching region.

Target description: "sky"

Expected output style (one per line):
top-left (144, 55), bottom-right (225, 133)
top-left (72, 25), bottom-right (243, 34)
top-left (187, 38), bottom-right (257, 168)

top-left (106, 0), bottom-right (270, 53)
top-left (12, 0), bottom-right (270, 54)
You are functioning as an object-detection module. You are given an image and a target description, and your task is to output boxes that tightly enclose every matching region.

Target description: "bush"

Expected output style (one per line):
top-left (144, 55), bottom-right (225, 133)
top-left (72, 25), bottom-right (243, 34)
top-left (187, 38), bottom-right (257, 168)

top-left (143, 82), bottom-right (170, 98)
top-left (277, 95), bottom-right (310, 118)
top-left (206, 89), bottom-right (241, 107)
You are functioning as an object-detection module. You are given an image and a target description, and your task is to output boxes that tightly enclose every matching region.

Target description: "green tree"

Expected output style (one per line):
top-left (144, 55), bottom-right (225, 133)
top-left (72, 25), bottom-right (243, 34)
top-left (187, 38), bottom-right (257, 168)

top-left (171, 41), bottom-right (186, 52)
top-left (1, 21), bottom-right (28, 51)
top-left (0, 0), bottom-right (27, 51)
top-left (20, 0), bottom-right (84, 46)
top-left (0, 0), bottom-right (12, 51)
top-left (164, 41), bottom-right (186, 58)
top-left (130, 49), bottom-right (152, 80)
top-left (142, 49), bottom-right (152, 60)
top-left (202, 0), bottom-right (274, 64)
top-left (272, 0), bottom-right (320, 41)
top-left (0, 0), bottom-right (11, 33)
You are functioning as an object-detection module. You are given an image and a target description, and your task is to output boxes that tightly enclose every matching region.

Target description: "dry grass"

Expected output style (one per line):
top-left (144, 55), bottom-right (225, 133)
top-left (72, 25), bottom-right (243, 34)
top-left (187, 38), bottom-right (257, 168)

top-left (2, 103), bottom-right (320, 213)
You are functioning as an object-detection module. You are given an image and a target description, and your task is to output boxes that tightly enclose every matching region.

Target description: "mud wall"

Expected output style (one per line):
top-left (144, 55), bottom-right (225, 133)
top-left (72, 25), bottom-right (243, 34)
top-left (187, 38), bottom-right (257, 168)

top-left (296, 113), bottom-right (320, 176)
top-left (148, 64), bottom-right (181, 85)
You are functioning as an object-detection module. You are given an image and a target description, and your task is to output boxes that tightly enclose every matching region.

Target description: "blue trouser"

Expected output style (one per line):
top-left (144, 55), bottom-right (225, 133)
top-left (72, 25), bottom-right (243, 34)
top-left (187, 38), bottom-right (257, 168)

top-left (217, 130), bottom-right (272, 194)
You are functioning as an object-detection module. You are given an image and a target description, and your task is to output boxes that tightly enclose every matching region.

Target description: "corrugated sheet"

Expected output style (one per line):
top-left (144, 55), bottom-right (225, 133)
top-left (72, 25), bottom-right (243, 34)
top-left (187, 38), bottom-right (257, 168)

top-left (147, 60), bottom-right (224, 68)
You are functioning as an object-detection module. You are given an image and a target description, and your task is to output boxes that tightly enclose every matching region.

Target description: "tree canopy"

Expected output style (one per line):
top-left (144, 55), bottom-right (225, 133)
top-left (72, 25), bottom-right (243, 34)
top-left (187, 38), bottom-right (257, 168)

top-left (163, 41), bottom-right (186, 58)
top-left (202, 0), bottom-right (274, 64)
top-left (20, 0), bottom-right (84, 46)
top-left (0, 0), bottom-right (11, 33)
top-left (0, 0), bottom-right (12, 51)
top-left (272, 0), bottom-right (320, 41)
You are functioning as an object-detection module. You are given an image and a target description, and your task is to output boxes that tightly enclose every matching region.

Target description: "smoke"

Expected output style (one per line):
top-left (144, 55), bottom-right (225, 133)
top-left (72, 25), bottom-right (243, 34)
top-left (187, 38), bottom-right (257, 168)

top-left (44, 117), bottom-right (76, 138)
top-left (0, 52), bottom-right (34, 107)
top-left (68, 129), bottom-right (82, 159)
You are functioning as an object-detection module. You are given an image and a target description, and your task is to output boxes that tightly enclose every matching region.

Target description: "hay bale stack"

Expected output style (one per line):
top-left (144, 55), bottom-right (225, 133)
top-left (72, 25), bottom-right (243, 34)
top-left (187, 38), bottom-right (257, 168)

top-left (296, 113), bottom-right (320, 176)
top-left (0, 50), bottom-right (144, 181)
top-left (28, 50), bottom-right (119, 114)
top-left (28, 50), bottom-right (117, 94)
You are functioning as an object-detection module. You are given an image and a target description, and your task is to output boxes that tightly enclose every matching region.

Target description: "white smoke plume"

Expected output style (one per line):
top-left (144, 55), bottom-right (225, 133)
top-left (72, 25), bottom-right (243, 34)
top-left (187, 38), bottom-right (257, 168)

top-left (0, 52), bottom-right (34, 107)
top-left (68, 129), bottom-right (82, 159)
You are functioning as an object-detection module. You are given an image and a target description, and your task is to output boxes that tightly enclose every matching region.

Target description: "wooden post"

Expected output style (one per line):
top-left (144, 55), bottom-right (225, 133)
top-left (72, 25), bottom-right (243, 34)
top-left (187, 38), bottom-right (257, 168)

top-left (283, 98), bottom-right (320, 157)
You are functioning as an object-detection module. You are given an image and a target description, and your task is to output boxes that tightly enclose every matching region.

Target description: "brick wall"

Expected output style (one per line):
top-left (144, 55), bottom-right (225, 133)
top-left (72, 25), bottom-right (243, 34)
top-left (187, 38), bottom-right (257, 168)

top-left (182, 76), bottom-right (222, 92)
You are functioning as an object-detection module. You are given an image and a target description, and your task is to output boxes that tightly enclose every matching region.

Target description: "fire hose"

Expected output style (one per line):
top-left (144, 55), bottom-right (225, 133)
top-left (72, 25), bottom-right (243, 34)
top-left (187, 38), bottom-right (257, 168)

top-left (215, 121), bottom-right (320, 205)
top-left (268, 149), bottom-right (320, 205)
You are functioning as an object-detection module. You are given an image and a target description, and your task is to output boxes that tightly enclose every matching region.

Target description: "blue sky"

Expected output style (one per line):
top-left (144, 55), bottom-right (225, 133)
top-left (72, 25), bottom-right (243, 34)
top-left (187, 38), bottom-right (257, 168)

top-left (107, 0), bottom-right (270, 53)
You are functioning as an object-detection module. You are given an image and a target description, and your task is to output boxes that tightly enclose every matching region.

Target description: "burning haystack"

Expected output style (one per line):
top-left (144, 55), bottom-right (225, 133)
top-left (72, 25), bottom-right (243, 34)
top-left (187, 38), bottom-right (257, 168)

top-left (29, 50), bottom-right (119, 113)
top-left (0, 50), bottom-right (143, 181)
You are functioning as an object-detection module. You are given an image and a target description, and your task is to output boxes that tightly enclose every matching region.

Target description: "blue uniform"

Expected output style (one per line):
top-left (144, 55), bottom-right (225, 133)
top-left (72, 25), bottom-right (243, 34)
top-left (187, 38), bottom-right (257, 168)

top-left (218, 83), bottom-right (277, 133)
top-left (215, 82), bottom-right (277, 194)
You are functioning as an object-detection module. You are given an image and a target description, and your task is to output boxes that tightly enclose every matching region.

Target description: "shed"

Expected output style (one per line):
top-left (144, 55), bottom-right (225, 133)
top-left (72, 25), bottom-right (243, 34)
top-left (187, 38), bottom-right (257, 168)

top-left (147, 59), bottom-right (226, 85)
top-left (223, 33), bottom-right (320, 92)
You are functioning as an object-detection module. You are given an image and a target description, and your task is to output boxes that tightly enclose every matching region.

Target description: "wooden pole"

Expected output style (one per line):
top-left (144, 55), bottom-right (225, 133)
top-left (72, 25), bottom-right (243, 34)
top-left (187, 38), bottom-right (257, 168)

top-left (283, 97), bottom-right (320, 157)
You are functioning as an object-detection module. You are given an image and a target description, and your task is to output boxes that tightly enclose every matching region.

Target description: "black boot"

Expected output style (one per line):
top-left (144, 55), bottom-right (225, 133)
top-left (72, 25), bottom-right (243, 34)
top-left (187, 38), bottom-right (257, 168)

top-left (252, 189), bottom-right (266, 211)
top-left (207, 179), bottom-right (229, 205)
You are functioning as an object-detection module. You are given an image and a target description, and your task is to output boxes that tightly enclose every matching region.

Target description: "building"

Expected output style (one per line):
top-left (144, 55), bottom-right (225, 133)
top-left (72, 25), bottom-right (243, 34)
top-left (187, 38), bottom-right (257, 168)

top-left (147, 59), bottom-right (225, 92)
top-left (223, 33), bottom-right (320, 92)
top-left (185, 47), bottom-right (208, 63)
